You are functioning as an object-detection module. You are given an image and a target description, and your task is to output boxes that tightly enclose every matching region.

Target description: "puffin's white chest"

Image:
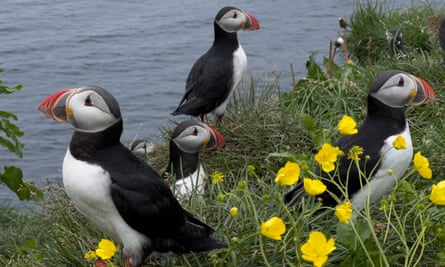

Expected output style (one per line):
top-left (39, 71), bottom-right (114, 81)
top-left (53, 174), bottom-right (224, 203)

top-left (215, 44), bottom-right (247, 116)
top-left (174, 164), bottom-right (207, 200)
top-left (351, 124), bottom-right (413, 209)
top-left (63, 150), bottom-right (115, 228)
top-left (62, 149), bottom-right (149, 252)
top-left (231, 44), bottom-right (248, 88)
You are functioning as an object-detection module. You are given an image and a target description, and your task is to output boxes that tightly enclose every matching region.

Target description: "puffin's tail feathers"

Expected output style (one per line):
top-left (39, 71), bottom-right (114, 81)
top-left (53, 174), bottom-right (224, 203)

top-left (154, 237), bottom-right (227, 254)
top-left (183, 237), bottom-right (228, 252)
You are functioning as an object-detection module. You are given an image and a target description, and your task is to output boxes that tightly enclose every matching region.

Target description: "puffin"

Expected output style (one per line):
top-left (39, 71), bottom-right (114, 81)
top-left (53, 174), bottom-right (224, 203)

top-left (38, 86), bottom-right (227, 267)
top-left (171, 6), bottom-right (260, 122)
top-left (385, 29), bottom-right (405, 56)
top-left (284, 70), bottom-right (436, 210)
top-left (164, 119), bottom-right (225, 199)
top-left (130, 139), bottom-right (157, 160)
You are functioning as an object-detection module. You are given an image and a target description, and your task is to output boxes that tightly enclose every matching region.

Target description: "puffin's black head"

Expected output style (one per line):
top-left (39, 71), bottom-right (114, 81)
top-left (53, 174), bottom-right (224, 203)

top-left (369, 70), bottom-right (436, 108)
top-left (38, 85), bottom-right (122, 133)
top-left (215, 6), bottom-right (260, 33)
top-left (385, 29), bottom-right (405, 55)
top-left (130, 139), bottom-right (157, 159)
top-left (171, 120), bottom-right (225, 153)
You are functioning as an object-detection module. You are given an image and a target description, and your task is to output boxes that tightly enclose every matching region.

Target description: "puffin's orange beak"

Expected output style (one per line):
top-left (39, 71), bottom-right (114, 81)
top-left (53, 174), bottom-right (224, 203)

top-left (242, 11), bottom-right (260, 31)
top-left (205, 126), bottom-right (225, 151)
top-left (411, 77), bottom-right (436, 105)
top-left (38, 89), bottom-right (74, 123)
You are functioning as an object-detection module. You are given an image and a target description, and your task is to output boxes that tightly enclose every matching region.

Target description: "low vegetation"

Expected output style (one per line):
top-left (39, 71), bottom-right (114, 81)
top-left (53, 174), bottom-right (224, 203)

top-left (1, 1), bottom-right (444, 266)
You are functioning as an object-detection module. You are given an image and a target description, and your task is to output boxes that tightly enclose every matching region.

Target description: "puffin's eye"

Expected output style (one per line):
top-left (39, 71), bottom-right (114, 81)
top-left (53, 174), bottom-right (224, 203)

top-left (233, 12), bottom-right (237, 19)
top-left (192, 127), bottom-right (198, 136)
top-left (85, 95), bottom-right (93, 106)
top-left (398, 77), bottom-right (404, 87)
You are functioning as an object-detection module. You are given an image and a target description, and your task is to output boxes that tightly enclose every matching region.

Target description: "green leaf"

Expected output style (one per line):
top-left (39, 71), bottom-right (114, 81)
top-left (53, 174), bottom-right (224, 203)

top-left (16, 238), bottom-right (37, 254)
top-left (0, 116), bottom-right (24, 137)
top-left (323, 56), bottom-right (342, 77)
top-left (0, 66), bottom-right (32, 203)
top-left (301, 113), bottom-right (324, 147)
top-left (398, 179), bottom-right (416, 193)
top-left (305, 52), bottom-right (327, 81)
top-left (301, 113), bottom-right (315, 133)
top-left (0, 166), bottom-right (43, 201)
top-left (0, 83), bottom-right (22, 94)
top-left (336, 222), bottom-right (358, 251)
top-left (0, 136), bottom-right (24, 158)
top-left (1, 166), bottom-right (23, 190)
top-left (0, 110), bottom-right (19, 120)
top-left (0, 111), bottom-right (24, 157)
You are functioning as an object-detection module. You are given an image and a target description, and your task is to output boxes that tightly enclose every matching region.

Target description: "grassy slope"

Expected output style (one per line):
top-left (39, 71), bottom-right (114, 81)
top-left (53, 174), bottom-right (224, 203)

top-left (1, 1), bottom-right (445, 266)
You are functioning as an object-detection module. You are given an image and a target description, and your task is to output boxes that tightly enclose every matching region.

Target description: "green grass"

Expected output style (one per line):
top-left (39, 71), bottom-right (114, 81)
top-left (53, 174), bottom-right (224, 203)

top-left (1, 1), bottom-right (445, 266)
top-left (347, 0), bottom-right (443, 65)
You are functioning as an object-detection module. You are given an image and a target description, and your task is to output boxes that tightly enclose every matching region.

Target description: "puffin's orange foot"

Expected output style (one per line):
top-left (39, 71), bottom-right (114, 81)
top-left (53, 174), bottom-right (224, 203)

top-left (125, 256), bottom-right (131, 267)
top-left (95, 259), bottom-right (107, 267)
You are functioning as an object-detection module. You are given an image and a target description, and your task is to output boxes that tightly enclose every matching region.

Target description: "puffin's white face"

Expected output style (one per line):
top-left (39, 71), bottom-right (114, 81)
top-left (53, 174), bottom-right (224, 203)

top-left (67, 88), bottom-right (119, 133)
top-left (216, 9), bottom-right (249, 32)
top-left (39, 86), bottom-right (121, 133)
top-left (370, 73), bottom-right (420, 108)
top-left (172, 123), bottom-right (210, 153)
top-left (215, 7), bottom-right (259, 33)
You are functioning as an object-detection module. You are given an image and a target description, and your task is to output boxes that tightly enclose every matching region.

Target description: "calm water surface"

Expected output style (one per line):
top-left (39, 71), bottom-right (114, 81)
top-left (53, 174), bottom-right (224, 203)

top-left (0, 0), bottom-right (416, 205)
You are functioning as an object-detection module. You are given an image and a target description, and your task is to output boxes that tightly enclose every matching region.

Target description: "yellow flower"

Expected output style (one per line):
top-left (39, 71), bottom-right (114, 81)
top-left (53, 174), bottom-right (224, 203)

top-left (348, 145), bottom-right (364, 161)
top-left (211, 171), bottom-right (224, 184)
top-left (303, 178), bottom-right (327, 196)
top-left (430, 181), bottom-right (445, 206)
top-left (84, 250), bottom-right (97, 262)
top-left (392, 135), bottom-right (407, 150)
top-left (314, 143), bottom-right (344, 173)
top-left (95, 239), bottom-right (117, 260)
top-left (230, 207), bottom-right (239, 217)
top-left (260, 216), bottom-right (286, 241)
top-left (338, 115), bottom-right (358, 135)
top-left (335, 201), bottom-right (352, 224)
top-left (301, 231), bottom-right (336, 267)
top-left (413, 152), bottom-right (432, 179)
top-left (274, 161), bottom-right (300, 186)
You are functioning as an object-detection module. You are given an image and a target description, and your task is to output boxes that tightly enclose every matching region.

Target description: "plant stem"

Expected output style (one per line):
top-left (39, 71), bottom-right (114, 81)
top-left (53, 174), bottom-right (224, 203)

top-left (243, 185), bottom-right (271, 267)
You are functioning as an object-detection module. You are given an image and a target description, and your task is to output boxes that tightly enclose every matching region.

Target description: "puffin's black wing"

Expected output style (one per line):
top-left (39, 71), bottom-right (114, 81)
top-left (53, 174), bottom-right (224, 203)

top-left (111, 184), bottom-right (214, 239)
top-left (173, 48), bottom-right (233, 116)
top-left (96, 144), bottom-right (214, 239)
top-left (285, 118), bottom-right (386, 207)
top-left (321, 122), bottom-right (384, 205)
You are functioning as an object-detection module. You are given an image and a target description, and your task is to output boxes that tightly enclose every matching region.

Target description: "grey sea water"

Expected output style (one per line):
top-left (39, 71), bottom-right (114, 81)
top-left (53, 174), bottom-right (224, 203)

top-left (0, 0), bottom-right (417, 205)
